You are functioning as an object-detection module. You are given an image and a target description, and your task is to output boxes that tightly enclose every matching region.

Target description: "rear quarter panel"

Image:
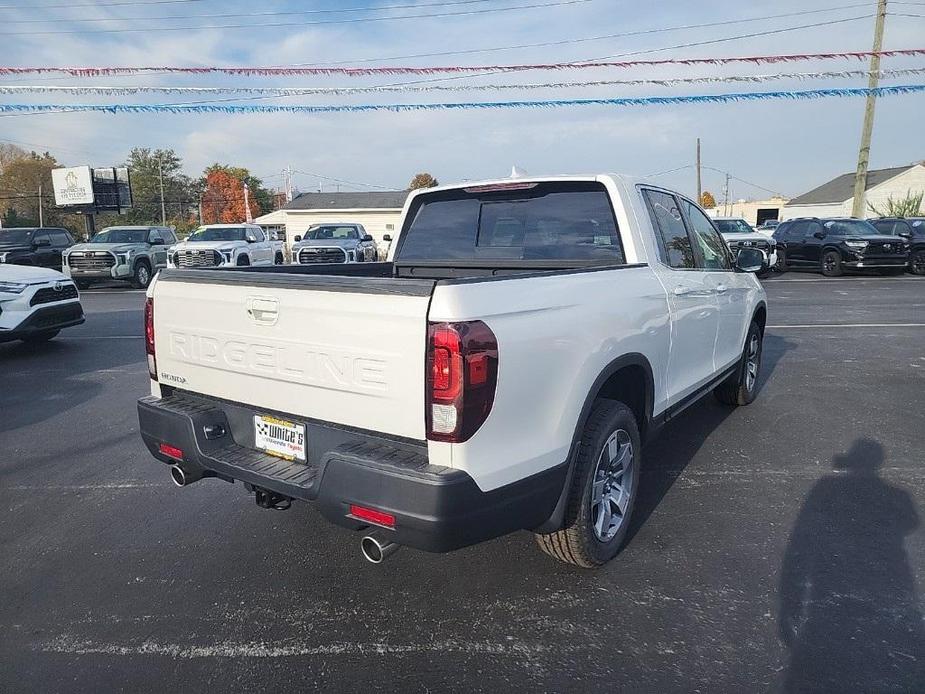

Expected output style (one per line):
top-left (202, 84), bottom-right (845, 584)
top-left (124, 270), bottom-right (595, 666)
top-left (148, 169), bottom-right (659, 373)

top-left (429, 266), bottom-right (670, 491)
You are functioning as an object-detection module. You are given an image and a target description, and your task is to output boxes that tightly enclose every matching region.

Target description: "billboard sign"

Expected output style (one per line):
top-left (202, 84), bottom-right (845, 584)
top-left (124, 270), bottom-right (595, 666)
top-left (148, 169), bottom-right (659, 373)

top-left (52, 166), bottom-right (94, 206)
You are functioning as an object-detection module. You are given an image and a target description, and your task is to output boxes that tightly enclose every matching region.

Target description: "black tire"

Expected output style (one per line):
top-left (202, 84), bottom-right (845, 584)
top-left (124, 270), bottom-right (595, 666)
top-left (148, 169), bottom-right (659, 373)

top-left (911, 250), bottom-right (925, 276)
top-left (21, 330), bottom-right (59, 343)
top-left (535, 400), bottom-right (641, 568)
top-left (236, 254), bottom-right (250, 266)
top-left (274, 252), bottom-right (284, 265)
top-left (75, 280), bottom-right (91, 290)
top-left (131, 261), bottom-right (152, 289)
top-left (820, 249), bottom-right (843, 277)
top-left (714, 321), bottom-right (763, 406)
top-left (774, 249), bottom-right (787, 273)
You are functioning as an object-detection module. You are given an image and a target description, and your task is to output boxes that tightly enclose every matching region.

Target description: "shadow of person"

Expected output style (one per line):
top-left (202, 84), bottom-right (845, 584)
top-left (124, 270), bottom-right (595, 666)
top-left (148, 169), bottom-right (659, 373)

top-left (778, 439), bottom-right (925, 692)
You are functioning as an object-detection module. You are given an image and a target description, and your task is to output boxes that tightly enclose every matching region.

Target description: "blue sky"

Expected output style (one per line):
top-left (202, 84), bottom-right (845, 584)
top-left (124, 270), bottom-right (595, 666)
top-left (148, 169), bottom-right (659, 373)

top-left (0, 0), bottom-right (923, 200)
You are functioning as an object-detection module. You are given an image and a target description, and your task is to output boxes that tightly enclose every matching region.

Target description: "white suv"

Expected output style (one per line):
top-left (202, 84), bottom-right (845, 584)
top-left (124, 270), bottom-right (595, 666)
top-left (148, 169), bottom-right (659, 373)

top-left (0, 264), bottom-right (84, 343)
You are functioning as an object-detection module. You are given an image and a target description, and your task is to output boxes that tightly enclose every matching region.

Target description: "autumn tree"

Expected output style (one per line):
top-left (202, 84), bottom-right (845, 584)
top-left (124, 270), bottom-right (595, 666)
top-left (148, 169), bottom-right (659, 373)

top-left (0, 148), bottom-right (79, 231)
top-left (408, 172), bottom-right (438, 189)
top-left (199, 164), bottom-right (268, 224)
top-left (700, 191), bottom-right (717, 208)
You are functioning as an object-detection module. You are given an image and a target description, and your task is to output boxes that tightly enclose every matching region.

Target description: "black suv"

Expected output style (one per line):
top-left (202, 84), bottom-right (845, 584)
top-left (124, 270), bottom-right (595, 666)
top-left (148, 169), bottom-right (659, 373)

top-left (868, 217), bottom-right (925, 275)
top-left (0, 227), bottom-right (75, 268)
top-left (772, 218), bottom-right (910, 277)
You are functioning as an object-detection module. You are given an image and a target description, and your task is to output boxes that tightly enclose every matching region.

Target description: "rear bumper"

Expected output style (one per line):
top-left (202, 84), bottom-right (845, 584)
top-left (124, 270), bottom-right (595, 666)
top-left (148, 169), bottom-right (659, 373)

top-left (137, 391), bottom-right (565, 553)
top-left (0, 301), bottom-right (84, 342)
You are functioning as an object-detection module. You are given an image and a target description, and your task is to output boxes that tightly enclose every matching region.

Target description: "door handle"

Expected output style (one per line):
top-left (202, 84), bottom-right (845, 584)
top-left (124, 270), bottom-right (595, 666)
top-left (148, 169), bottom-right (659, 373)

top-left (673, 286), bottom-right (693, 296)
top-left (713, 284), bottom-right (728, 294)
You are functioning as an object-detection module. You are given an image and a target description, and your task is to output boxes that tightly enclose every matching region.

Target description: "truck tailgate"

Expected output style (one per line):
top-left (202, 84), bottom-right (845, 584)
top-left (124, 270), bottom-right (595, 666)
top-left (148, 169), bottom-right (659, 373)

top-left (152, 271), bottom-right (435, 440)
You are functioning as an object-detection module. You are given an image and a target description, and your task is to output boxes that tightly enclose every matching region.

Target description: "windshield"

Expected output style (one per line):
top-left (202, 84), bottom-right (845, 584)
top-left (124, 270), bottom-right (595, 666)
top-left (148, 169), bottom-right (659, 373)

top-left (715, 219), bottom-right (755, 234)
top-left (397, 182), bottom-right (625, 264)
top-left (305, 226), bottom-right (359, 240)
top-left (822, 219), bottom-right (880, 236)
top-left (0, 228), bottom-right (35, 245)
top-left (91, 228), bottom-right (148, 244)
top-left (187, 227), bottom-right (247, 242)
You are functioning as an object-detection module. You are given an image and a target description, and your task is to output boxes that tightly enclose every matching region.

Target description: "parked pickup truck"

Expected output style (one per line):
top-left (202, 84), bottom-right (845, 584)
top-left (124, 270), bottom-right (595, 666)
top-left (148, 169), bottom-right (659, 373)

top-left (167, 224), bottom-right (284, 269)
top-left (137, 175), bottom-right (768, 568)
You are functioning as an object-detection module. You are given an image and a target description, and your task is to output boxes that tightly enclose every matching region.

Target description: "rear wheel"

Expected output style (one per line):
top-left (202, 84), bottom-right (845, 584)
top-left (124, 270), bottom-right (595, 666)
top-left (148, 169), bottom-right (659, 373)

top-left (21, 330), bottom-right (59, 343)
top-left (821, 250), bottom-right (843, 277)
top-left (911, 250), bottom-right (925, 276)
top-left (714, 321), bottom-right (762, 406)
top-left (535, 400), bottom-right (641, 568)
top-left (131, 261), bottom-right (151, 289)
top-left (774, 249), bottom-right (787, 273)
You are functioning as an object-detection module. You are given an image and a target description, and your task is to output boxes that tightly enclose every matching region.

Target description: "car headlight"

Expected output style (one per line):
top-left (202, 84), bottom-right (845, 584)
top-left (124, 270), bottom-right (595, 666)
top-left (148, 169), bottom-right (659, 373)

top-left (845, 240), bottom-right (868, 250)
top-left (218, 247), bottom-right (235, 262)
top-left (0, 281), bottom-right (28, 294)
top-left (116, 250), bottom-right (134, 264)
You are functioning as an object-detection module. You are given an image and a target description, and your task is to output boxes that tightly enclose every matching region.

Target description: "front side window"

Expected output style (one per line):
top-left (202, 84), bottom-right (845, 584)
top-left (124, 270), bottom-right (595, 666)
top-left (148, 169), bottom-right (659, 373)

top-left (51, 231), bottom-right (71, 246)
top-left (397, 182), bottom-right (624, 264)
top-left (683, 200), bottom-right (731, 270)
top-left (642, 189), bottom-right (695, 269)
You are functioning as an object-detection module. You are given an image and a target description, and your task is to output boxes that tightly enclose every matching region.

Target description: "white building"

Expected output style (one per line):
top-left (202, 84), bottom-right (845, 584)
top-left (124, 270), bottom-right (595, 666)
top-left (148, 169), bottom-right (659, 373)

top-left (255, 190), bottom-right (410, 246)
top-left (782, 163), bottom-right (925, 220)
top-left (705, 197), bottom-right (789, 226)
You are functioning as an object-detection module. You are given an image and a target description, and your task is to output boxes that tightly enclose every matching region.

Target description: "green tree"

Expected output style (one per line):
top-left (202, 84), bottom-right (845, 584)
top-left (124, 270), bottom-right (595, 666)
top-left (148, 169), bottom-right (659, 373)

top-left (868, 190), bottom-right (924, 218)
top-left (408, 172), bottom-right (439, 190)
top-left (118, 147), bottom-right (198, 229)
top-left (0, 149), bottom-right (79, 232)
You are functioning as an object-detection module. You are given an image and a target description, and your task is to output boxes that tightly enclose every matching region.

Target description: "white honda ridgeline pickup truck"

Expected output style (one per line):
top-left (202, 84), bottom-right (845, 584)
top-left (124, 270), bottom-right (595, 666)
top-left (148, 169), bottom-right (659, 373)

top-left (137, 175), bottom-right (768, 568)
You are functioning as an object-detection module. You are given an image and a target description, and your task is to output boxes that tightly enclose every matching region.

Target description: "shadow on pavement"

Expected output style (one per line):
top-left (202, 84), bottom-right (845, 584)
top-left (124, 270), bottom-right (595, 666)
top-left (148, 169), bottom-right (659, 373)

top-left (777, 439), bottom-right (925, 692)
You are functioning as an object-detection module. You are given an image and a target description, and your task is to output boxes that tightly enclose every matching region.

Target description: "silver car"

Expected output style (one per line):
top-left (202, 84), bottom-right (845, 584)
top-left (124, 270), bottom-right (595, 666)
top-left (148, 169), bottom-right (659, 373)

top-left (291, 224), bottom-right (379, 265)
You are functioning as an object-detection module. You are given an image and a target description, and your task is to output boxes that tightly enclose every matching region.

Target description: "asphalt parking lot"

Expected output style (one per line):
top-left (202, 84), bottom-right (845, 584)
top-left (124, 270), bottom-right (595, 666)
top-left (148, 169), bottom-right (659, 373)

top-left (1, 276), bottom-right (923, 693)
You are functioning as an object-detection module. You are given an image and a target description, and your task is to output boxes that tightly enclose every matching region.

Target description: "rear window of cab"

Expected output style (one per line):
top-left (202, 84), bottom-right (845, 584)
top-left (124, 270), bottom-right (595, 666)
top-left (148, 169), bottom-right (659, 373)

top-left (396, 181), bottom-right (625, 264)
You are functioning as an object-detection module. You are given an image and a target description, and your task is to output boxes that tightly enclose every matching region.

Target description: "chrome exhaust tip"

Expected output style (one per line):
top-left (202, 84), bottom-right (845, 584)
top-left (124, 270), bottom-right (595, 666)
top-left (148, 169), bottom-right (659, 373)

top-left (360, 532), bottom-right (400, 564)
top-left (169, 464), bottom-right (187, 487)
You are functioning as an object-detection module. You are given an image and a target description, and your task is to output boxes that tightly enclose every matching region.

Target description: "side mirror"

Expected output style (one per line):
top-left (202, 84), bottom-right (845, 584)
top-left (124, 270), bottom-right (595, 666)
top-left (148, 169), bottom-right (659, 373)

top-left (898, 231), bottom-right (913, 239)
top-left (736, 247), bottom-right (767, 274)
top-left (34, 238), bottom-right (51, 247)
top-left (362, 234), bottom-right (374, 243)
top-left (813, 231), bottom-right (827, 239)
top-left (382, 234), bottom-right (392, 243)
top-left (245, 235), bottom-right (256, 243)
top-left (293, 235), bottom-right (302, 242)
top-left (150, 238), bottom-right (165, 246)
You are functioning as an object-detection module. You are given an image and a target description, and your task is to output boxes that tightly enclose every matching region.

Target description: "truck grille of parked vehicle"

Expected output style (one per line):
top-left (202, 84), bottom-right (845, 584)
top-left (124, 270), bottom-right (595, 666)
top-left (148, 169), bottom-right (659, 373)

top-left (725, 238), bottom-right (772, 254)
top-left (298, 247), bottom-right (348, 264)
top-left (30, 284), bottom-right (79, 306)
top-left (173, 249), bottom-right (223, 268)
top-left (67, 252), bottom-right (116, 270)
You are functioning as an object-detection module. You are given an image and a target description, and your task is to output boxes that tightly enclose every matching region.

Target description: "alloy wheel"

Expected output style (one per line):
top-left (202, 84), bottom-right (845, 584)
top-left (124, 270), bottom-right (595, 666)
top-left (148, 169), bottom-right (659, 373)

top-left (745, 333), bottom-right (760, 392)
top-left (589, 429), bottom-right (634, 542)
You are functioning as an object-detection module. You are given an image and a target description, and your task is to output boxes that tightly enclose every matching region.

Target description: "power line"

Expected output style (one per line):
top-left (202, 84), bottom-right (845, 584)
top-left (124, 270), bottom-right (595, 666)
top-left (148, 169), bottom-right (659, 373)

top-left (291, 169), bottom-right (394, 191)
top-left (3, 0), bottom-right (506, 24)
top-left (0, 0), bottom-right (594, 36)
top-left (0, 0), bottom-right (207, 8)
top-left (284, 4), bottom-right (875, 66)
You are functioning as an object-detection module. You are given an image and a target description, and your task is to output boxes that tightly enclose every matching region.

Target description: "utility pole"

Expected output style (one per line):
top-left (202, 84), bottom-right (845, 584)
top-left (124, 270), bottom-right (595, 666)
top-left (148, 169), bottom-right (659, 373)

top-left (38, 183), bottom-right (43, 226)
top-left (722, 172), bottom-right (731, 216)
top-left (696, 138), bottom-right (702, 205)
top-left (284, 165), bottom-right (293, 203)
top-left (851, 0), bottom-right (888, 218)
top-left (157, 157), bottom-right (167, 225)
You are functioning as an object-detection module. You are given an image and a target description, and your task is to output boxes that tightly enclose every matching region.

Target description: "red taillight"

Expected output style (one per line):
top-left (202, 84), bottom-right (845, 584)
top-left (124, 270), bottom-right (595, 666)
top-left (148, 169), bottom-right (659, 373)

top-left (158, 442), bottom-right (183, 460)
top-left (426, 320), bottom-right (498, 443)
top-left (144, 297), bottom-right (156, 378)
top-left (349, 504), bottom-right (395, 529)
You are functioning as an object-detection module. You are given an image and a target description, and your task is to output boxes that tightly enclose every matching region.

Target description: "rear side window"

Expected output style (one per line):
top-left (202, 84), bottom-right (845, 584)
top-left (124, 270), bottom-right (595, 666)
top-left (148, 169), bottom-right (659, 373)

top-left (642, 189), bottom-right (695, 269)
top-left (396, 182), bottom-right (624, 264)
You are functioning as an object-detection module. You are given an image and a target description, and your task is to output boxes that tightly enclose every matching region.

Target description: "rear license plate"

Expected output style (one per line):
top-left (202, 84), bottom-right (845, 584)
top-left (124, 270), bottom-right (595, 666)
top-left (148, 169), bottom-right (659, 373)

top-left (254, 415), bottom-right (306, 462)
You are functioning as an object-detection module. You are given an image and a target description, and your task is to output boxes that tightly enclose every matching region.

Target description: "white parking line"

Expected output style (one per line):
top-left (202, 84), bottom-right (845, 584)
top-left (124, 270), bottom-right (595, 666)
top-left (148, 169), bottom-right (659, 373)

top-left (769, 323), bottom-right (925, 329)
